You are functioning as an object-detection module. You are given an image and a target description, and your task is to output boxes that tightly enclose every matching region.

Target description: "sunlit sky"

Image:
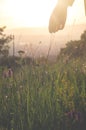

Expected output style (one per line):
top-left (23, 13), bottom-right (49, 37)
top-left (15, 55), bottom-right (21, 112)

top-left (0, 0), bottom-right (86, 28)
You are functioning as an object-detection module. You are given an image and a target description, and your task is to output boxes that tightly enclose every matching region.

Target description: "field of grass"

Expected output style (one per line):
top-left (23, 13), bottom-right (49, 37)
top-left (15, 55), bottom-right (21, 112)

top-left (0, 59), bottom-right (86, 130)
top-left (0, 30), bottom-right (86, 130)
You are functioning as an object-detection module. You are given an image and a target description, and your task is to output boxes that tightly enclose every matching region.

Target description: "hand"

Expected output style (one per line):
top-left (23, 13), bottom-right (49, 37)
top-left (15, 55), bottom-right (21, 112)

top-left (49, 4), bottom-right (67, 33)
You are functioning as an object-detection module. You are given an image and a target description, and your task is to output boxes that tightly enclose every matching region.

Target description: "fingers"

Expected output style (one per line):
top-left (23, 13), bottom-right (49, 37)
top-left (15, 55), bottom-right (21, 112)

top-left (48, 4), bottom-right (67, 33)
top-left (48, 12), bottom-right (59, 33)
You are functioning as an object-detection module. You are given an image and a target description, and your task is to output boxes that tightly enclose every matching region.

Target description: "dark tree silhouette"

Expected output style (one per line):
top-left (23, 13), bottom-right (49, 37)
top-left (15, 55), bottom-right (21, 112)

top-left (57, 30), bottom-right (86, 63)
top-left (0, 26), bottom-right (12, 57)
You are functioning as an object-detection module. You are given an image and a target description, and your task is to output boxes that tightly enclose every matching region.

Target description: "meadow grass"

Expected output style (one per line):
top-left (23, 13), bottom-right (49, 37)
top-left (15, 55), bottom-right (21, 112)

top-left (0, 60), bottom-right (86, 130)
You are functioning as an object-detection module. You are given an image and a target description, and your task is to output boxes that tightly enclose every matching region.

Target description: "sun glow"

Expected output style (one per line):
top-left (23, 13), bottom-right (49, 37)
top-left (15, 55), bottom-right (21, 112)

top-left (1, 0), bottom-right (58, 28)
top-left (0, 0), bottom-right (85, 28)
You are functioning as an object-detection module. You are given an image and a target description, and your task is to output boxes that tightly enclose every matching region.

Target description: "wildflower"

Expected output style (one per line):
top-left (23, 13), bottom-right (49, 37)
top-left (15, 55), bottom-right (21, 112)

top-left (5, 95), bottom-right (8, 99)
top-left (8, 67), bottom-right (13, 77)
top-left (65, 110), bottom-right (83, 123)
top-left (65, 110), bottom-right (74, 119)
top-left (20, 85), bottom-right (23, 88)
top-left (45, 71), bottom-right (48, 75)
top-left (3, 67), bottom-right (13, 78)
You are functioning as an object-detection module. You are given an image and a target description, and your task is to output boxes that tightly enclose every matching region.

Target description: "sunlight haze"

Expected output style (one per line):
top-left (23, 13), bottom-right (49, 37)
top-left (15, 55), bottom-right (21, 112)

top-left (0, 0), bottom-right (86, 28)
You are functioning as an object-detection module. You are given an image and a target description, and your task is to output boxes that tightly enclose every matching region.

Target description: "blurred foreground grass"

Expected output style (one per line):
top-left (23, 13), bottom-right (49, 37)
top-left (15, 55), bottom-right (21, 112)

top-left (0, 60), bottom-right (86, 130)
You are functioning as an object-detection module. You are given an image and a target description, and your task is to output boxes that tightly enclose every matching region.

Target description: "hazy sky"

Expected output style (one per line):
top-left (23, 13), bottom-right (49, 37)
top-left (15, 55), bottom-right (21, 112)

top-left (0, 0), bottom-right (86, 28)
